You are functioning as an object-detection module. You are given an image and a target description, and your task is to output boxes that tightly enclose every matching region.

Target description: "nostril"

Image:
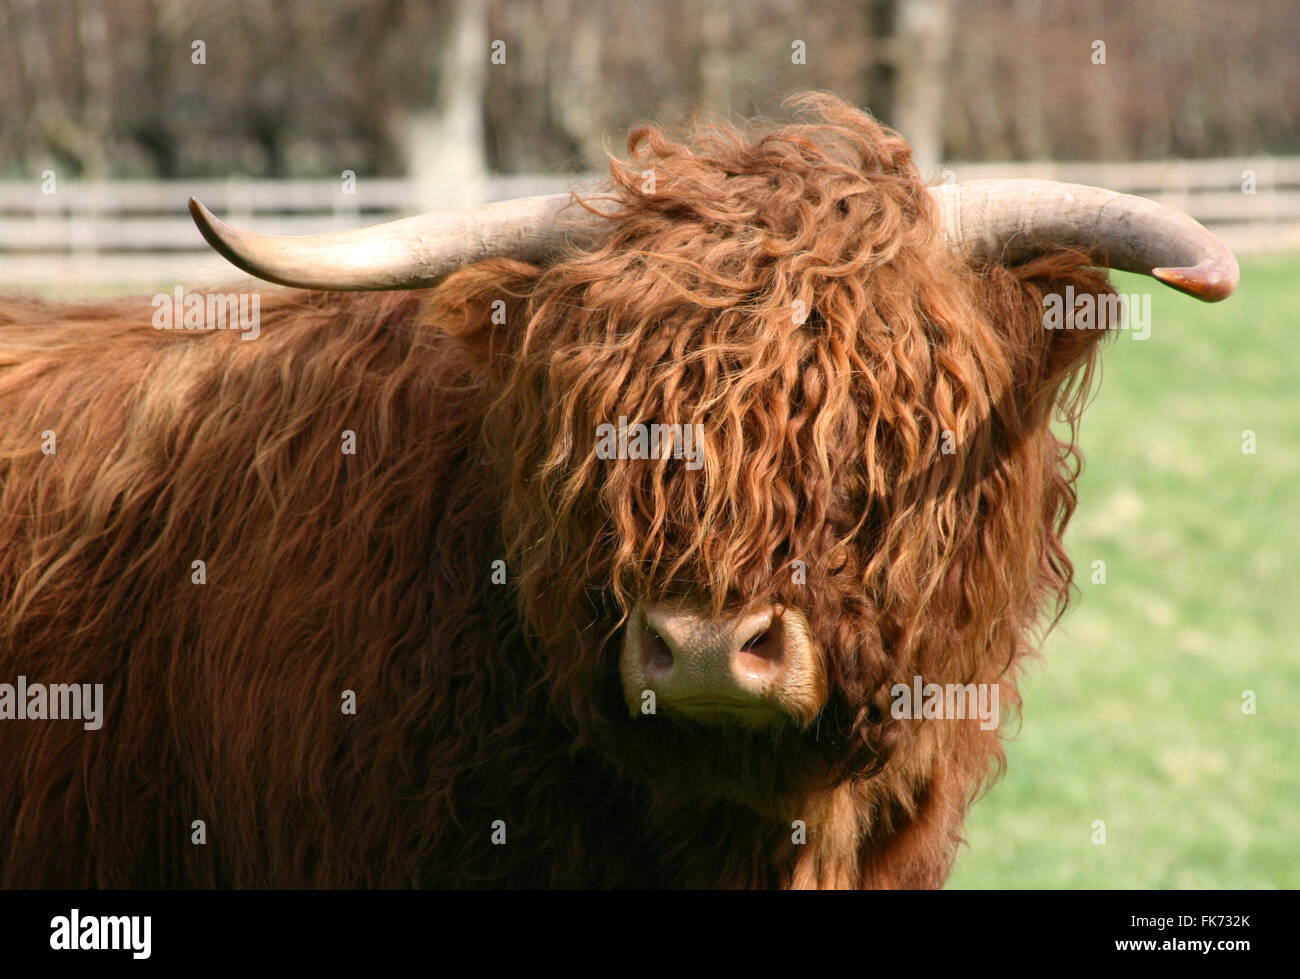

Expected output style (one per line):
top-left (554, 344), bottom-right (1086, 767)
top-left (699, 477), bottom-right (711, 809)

top-left (643, 628), bottom-right (674, 677)
top-left (736, 622), bottom-right (783, 676)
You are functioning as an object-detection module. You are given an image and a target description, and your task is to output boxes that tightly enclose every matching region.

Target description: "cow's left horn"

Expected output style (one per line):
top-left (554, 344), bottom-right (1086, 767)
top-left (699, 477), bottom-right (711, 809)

top-left (188, 194), bottom-right (610, 291)
top-left (932, 179), bottom-right (1238, 301)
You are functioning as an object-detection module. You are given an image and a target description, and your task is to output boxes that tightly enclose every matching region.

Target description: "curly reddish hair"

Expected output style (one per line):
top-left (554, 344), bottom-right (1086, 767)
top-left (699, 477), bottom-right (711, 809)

top-left (0, 93), bottom-right (1115, 888)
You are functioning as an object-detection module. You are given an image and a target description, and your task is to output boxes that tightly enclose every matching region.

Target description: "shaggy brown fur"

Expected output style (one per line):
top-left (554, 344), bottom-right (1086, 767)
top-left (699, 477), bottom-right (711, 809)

top-left (0, 93), bottom-right (1117, 888)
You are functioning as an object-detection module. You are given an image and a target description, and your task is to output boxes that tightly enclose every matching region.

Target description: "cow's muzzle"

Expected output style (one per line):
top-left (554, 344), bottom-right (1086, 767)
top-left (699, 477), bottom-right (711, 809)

top-left (619, 601), bottom-right (827, 728)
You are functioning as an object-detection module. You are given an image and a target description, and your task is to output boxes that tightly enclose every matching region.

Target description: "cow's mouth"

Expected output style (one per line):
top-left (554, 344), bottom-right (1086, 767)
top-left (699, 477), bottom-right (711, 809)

top-left (606, 707), bottom-right (839, 817)
top-left (658, 696), bottom-right (785, 724)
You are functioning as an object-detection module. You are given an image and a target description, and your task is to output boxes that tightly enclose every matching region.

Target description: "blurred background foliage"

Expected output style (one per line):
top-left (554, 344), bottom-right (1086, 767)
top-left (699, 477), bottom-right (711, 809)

top-left (0, 0), bottom-right (1297, 180)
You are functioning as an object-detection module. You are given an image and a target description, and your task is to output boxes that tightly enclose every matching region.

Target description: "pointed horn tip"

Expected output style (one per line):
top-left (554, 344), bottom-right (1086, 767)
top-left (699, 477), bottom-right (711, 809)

top-left (188, 196), bottom-right (217, 234)
top-left (188, 197), bottom-right (260, 278)
top-left (1151, 251), bottom-right (1240, 303)
top-left (188, 197), bottom-right (224, 245)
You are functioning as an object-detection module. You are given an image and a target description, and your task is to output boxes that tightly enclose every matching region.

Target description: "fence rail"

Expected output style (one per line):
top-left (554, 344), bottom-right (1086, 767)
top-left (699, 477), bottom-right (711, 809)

top-left (1, 158), bottom-right (1296, 290)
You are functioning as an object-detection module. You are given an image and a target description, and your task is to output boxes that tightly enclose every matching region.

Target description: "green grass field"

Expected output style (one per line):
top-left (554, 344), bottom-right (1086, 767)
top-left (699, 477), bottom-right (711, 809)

top-left (948, 254), bottom-right (1300, 888)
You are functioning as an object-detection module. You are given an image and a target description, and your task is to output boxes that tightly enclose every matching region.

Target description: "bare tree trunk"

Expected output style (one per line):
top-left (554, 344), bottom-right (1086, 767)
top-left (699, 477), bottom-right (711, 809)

top-left (135, 0), bottom-right (191, 177)
top-left (408, 0), bottom-right (488, 209)
top-left (549, 0), bottom-right (608, 170)
top-left (697, 0), bottom-right (732, 119)
top-left (888, 0), bottom-right (953, 174)
top-left (1011, 0), bottom-right (1049, 159)
top-left (862, 0), bottom-right (899, 123)
top-left (75, 0), bottom-right (112, 178)
top-left (7, 0), bottom-right (102, 174)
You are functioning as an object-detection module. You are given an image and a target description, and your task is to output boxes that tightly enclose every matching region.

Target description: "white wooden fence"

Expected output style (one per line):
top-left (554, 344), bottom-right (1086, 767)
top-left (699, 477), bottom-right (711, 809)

top-left (1, 158), bottom-right (1296, 291)
top-left (0, 175), bottom-right (578, 291)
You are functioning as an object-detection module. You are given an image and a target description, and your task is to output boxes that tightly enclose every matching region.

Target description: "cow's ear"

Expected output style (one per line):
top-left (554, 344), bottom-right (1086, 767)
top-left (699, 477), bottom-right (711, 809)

top-left (979, 251), bottom-right (1121, 420)
top-left (431, 259), bottom-right (544, 381)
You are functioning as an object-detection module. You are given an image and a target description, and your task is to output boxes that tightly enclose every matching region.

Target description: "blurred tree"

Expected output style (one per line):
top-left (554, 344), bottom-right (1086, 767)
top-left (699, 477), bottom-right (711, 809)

top-left (407, 0), bottom-right (488, 207)
top-left (886, 0), bottom-right (954, 172)
top-left (0, 0), bottom-right (1296, 179)
top-left (5, 0), bottom-right (113, 177)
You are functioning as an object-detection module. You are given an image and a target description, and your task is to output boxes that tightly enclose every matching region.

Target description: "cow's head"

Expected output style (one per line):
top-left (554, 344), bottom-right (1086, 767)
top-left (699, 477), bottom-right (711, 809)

top-left (192, 94), bottom-right (1236, 817)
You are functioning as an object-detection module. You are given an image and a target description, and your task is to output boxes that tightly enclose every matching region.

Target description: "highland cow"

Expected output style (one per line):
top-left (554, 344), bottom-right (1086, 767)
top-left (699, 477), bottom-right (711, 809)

top-left (0, 94), bottom-right (1236, 888)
